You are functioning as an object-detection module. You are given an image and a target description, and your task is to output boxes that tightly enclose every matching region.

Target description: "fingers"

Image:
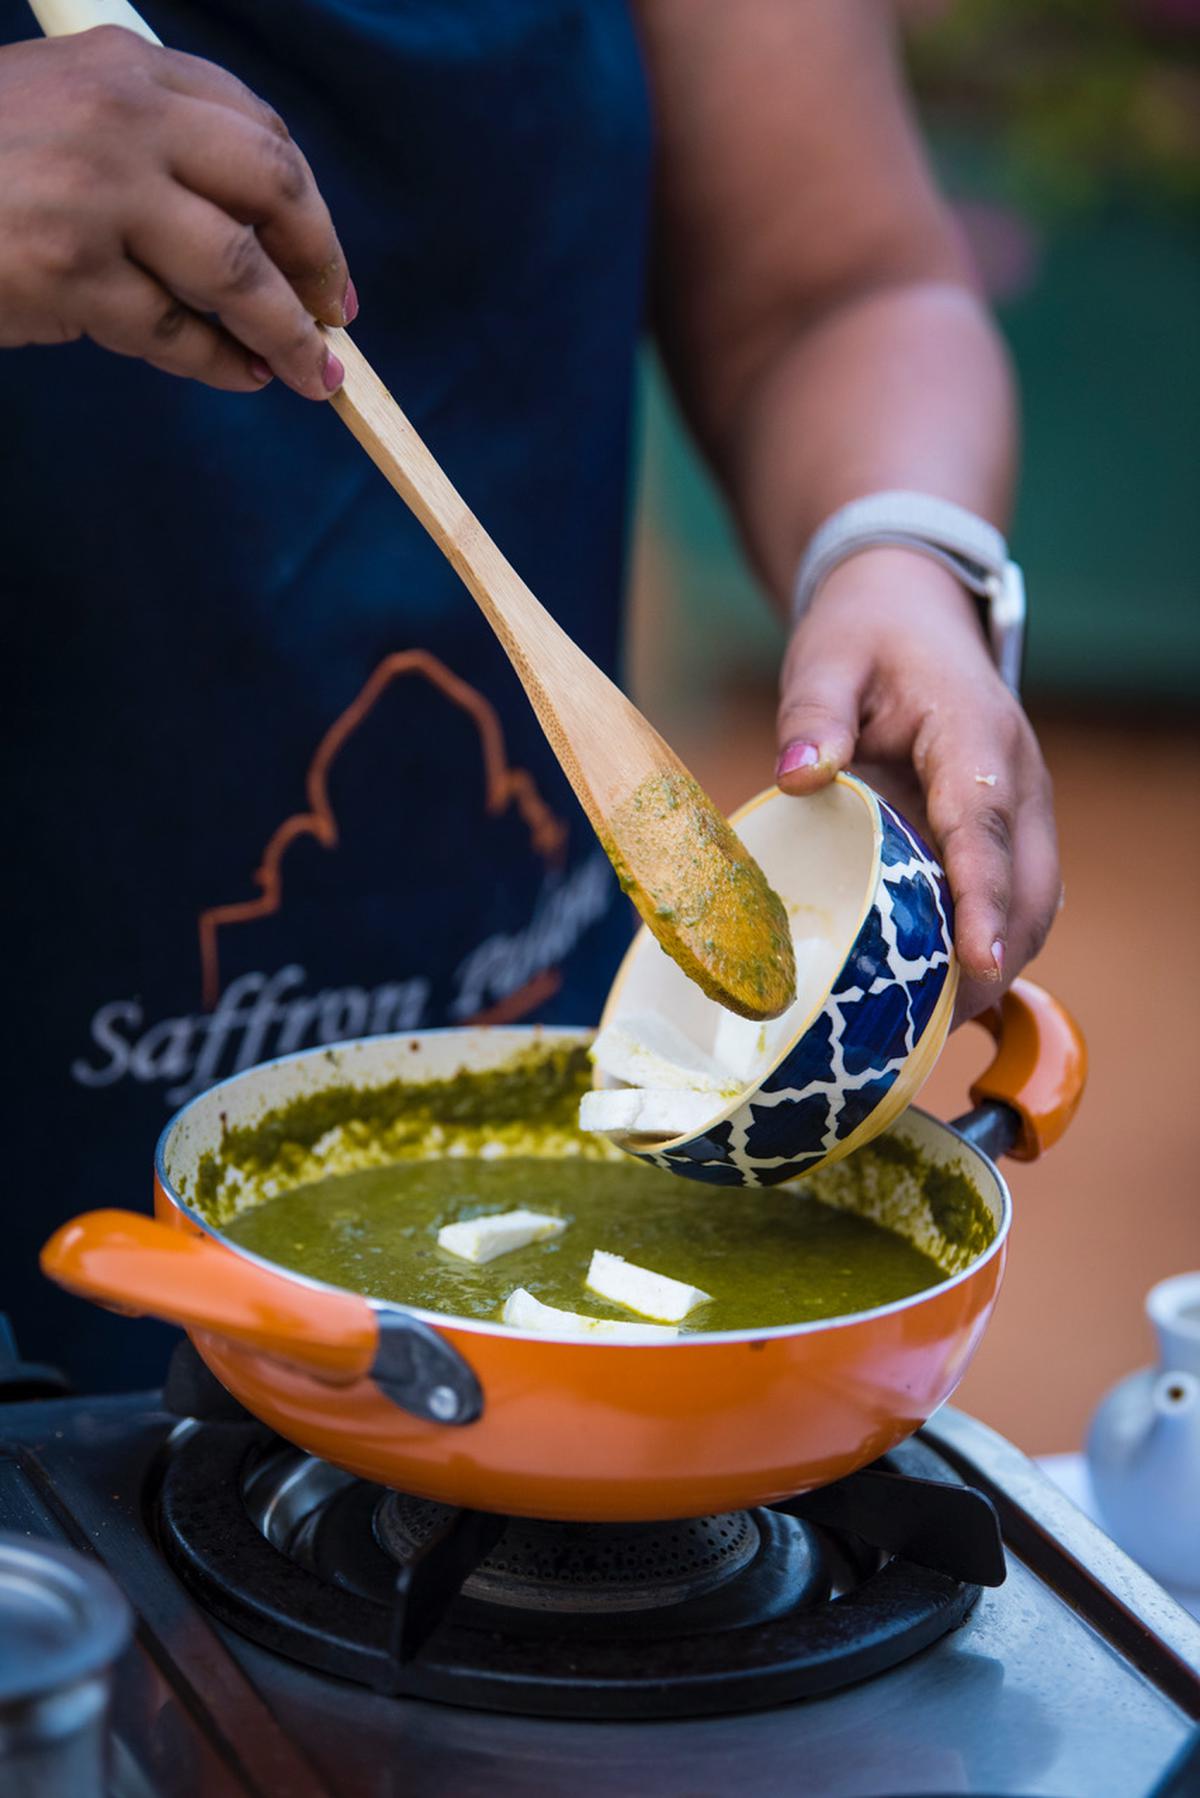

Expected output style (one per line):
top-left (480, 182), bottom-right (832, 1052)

top-left (1008, 787), bottom-right (1061, 973)
top-left (126, 186), bottom-right (342, 399)
top-left (81, 32), bottom-right (353, 327)
top-left (772, 558), bottom-right (1061, 1021)
top-left (167, 98), bottom-right (349, 326)
top-left (916, 707), bottom-right (1017, 985)
top-left (953, 789), bottom-right (1060, 1022)
top-left (954, 774), bottom-right (1060, 1021)
top-left (68, 29), bottom-right (288, 142)
top-left (775, 631), bottom-right (866, 794)
top-left (916, 697), bottom-right (1059, 1014)
top-left (152, 42), bottom-right (296, 137)
top-left (83, 262), bottom-right (268, 391)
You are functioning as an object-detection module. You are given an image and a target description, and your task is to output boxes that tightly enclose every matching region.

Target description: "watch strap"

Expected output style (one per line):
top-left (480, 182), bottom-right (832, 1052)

top-left (791, 491), bottom-right (1026, 694)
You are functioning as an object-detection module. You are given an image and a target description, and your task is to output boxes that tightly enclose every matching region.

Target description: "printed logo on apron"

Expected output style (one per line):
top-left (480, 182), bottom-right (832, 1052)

top-left (70, 652), bottom-right (613, 1105)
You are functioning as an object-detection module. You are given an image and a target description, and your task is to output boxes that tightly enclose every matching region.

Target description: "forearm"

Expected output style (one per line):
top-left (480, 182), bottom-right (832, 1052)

top-left (638, 0), bottom-right (1059, 1008)
top-left (717, 276), bottom-right (1018, 608)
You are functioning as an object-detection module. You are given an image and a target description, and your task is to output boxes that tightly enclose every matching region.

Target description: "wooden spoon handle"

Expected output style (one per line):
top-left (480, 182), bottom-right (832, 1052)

top-left (329, 327), bottom-right (661, 818)
top-left (28, 0), bottom-right (160, 43)
top-left (329, 329), bottom-right (562, 682)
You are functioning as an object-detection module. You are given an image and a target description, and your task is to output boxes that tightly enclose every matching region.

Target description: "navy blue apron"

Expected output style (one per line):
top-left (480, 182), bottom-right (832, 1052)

top-left (1, 0), bottom-right (651, 1388)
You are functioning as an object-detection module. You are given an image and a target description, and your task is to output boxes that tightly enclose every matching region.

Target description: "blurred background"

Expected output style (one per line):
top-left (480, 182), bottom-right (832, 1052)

top-left (625, 0), bottom-right (1199, 1455)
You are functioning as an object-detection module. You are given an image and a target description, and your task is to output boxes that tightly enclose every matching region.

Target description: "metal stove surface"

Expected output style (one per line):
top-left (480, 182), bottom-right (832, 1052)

top-left (1, 1392), bottom-right (1197, 1798)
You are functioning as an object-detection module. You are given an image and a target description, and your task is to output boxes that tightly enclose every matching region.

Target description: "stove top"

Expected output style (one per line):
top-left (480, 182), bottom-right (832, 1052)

top-left (1, 1351), bottom-right (1197, 1797)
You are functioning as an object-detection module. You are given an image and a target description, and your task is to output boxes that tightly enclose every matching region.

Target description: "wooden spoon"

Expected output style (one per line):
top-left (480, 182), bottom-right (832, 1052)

top-left (31, 0), bottom-right (797, 1023)
top-left (329, 334), bottom-right (795, 1020)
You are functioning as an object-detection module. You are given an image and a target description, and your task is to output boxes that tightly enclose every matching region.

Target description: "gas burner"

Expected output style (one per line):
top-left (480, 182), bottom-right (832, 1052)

top-left (242, 1446), bottom-right (827, 1642)
top-left (152, 1373), bottom-right (1006, 1717)
top-left (374, 1494), bottom-right (765, 1614)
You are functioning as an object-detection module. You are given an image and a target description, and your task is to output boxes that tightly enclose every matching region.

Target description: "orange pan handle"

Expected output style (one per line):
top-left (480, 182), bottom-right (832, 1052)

top-left (40, 1210), bottom-right (482, 1425)
top-left (964, 978), bottom-right (1087, 1162)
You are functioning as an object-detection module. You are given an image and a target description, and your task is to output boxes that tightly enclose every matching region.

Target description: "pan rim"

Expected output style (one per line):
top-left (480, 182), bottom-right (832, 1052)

top-left (155, 1026), bottom-right (1011, 1351)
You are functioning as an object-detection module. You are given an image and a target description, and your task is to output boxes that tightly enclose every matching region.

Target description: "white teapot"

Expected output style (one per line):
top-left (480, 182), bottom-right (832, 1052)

top-left (1087, 1272), bottom-right (1200, 1592)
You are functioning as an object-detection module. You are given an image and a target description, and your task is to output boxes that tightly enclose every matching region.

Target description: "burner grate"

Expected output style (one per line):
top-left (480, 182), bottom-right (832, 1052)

top-left (375, 1496), bottom-right (760, 1613)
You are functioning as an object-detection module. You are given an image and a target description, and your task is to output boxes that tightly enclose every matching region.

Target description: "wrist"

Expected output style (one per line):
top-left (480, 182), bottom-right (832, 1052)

top-left (791, 491), bottom-right (1025, 692)
top-left (812, 546), bottom-right (986, 631)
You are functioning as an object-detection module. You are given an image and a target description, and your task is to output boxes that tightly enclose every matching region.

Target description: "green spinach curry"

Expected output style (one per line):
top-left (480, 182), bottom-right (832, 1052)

top-left (199, 1043), bottom-right (994, 1335)
top-left (224, 1154), bottom-right (947, 1331)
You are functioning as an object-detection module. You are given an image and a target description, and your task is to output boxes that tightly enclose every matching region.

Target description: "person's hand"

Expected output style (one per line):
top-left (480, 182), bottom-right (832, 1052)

top-left (0, 27), bottom-right (353, 398)
top-left (774, 547), bottom-right (1061, 1022)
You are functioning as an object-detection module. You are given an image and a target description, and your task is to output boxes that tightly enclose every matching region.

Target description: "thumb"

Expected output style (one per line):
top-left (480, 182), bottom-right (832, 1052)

top-left (775, 646), bottom-right (865, 794)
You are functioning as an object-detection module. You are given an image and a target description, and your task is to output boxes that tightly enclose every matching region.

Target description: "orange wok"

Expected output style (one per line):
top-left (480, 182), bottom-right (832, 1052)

top-left (41, 981), bottom-right (1084, 1522)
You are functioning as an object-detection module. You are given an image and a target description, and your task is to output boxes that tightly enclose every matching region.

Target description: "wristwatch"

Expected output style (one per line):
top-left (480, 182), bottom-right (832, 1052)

top-left (791, 491), bottom-right (1026, 695)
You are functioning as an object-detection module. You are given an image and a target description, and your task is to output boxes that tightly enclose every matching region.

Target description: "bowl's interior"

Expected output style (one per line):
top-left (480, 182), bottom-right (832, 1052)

top-left (595, 780), bottom-right (878, 1130)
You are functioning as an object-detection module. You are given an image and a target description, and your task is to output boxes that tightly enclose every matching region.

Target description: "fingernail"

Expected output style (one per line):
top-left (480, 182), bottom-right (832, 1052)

top-left (322, 349), bottom-right (345, 393)
top-left (249, 358), bottom-right (273, 383)
top-left (990, 938), bottom-right (1005, 977)
top-left (341, 277), bottom-right (359, 325)
top-left (776, 740), bottom-right (821, 778)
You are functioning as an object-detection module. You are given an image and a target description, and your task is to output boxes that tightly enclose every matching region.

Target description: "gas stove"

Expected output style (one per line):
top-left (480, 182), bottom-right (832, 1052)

top-left (1, 1335), bottom-right (1198, 1798)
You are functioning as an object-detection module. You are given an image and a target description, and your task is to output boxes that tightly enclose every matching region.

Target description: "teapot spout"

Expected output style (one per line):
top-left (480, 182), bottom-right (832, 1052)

top-left (1148, 1368), bottom-right (1199, 1437)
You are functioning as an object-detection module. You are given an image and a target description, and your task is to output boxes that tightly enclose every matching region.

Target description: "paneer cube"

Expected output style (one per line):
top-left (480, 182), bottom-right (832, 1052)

top-left (585, 1249), bottom-right (711, 1323)
top-left (501, 1287), bottom-right (679, 1342)
top-left (437, 1209), bottom-right (565, 1265)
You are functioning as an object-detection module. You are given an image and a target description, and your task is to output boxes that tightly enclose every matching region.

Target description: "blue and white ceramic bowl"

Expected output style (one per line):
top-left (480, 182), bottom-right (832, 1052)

top-left (593, 775), bottom-right (958, 1188)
